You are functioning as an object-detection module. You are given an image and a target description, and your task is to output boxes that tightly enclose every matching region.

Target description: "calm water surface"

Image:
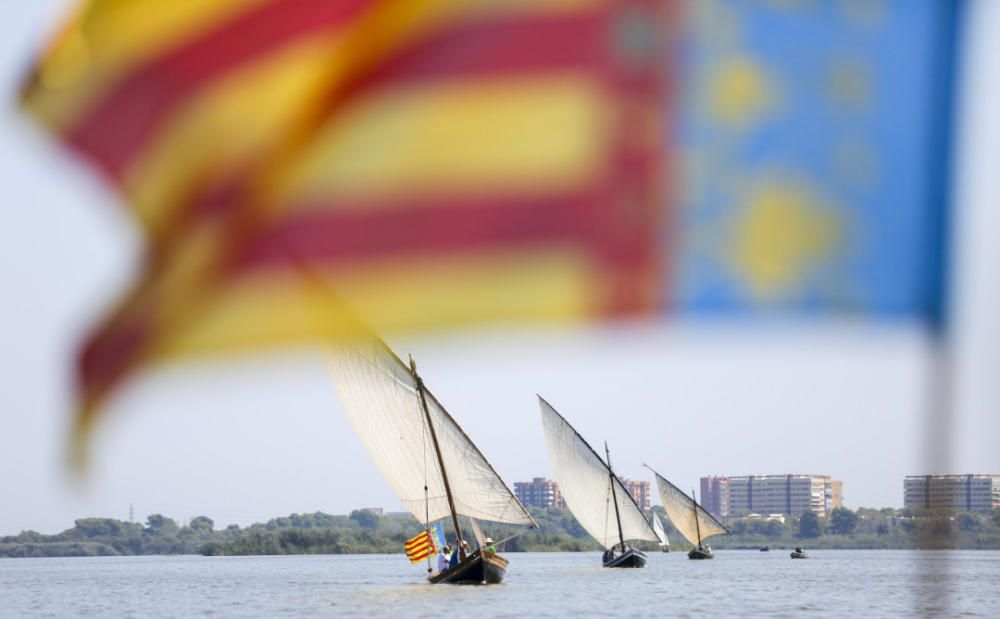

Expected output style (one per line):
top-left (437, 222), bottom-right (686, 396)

top-left (2, 550), bottom-right (998, 617)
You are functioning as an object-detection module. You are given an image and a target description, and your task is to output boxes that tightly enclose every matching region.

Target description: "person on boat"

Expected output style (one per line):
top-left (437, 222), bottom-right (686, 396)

top-left (603, 543), bottom-right (624, 563)
top-left (449, 543), bottom-right (460, 568)
top-left (795, 547), bottom-right (803, 553)
top-left (437, 545), bottom-right (451, 573)
top-left (482, 537), bottom-right (497, 558)
top-left (459, 539), bottom-right (470, 558)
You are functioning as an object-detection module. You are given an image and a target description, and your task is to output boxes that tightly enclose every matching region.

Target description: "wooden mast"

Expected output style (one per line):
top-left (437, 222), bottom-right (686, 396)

top-left (693, 488), bottom-right (702, 549)
top-left (605, 442), bottom-right (626, 553)
top-left (411, 356), bottom-right (466, 559)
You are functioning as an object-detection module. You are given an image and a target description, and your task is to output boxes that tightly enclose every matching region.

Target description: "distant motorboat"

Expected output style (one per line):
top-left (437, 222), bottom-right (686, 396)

top-left (760, 546), bottom-right (770, 552)
top-left (791, 547), bottom-right (809, 559)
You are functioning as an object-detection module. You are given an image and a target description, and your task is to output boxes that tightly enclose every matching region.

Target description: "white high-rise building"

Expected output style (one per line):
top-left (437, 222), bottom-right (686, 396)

top-left (700, 474), bottom-right (843, 519)
top-left (903, 475), bottom-right (1000, 511)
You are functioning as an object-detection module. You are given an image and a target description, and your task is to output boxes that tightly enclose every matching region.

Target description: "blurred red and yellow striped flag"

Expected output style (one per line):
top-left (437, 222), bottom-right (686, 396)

top-left (20, 0), bottom-right (669, 456)
top-left (404, 529), bottom-right (436, 564)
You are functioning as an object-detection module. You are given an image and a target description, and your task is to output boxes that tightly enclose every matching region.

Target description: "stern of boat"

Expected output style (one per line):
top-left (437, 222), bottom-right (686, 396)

top-left (427, 550), bottom-right (508, 585)
top-left (603, 547), bottom-right (647, 568)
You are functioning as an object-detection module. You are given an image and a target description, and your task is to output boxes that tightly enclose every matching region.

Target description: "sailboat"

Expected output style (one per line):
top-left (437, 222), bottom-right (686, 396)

top-left (645, 465), bottom-right (728, 560)
top-left (652, 512), bottom-right (671, 553)
top-left (538, 397), bottom-right (659, 568)
top-left (327, 337), bottom-right (537, 584)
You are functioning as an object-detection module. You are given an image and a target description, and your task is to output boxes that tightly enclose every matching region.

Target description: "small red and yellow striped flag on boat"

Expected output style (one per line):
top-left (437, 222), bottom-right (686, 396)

top-left (404, 529), bottom-right (436, 564)
top-left (20, 0), bottom-right (668, 461)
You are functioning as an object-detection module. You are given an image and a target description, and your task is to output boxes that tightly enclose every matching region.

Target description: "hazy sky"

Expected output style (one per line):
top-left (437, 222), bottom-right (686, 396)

top-left (2, 1), bottom-right (998, 536)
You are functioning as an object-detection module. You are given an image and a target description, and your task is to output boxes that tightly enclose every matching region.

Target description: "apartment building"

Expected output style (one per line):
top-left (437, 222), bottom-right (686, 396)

top-left (903, 475), bottom-right (1000, 511)
top-left (514, 477), bottom-right (566, 509)
top-left (700, 474), bottom-right (843, 519)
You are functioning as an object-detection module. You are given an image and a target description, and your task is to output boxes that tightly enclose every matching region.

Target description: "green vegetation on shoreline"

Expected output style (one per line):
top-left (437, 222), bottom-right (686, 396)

top-left (3, 506), bottom-right (998, 558)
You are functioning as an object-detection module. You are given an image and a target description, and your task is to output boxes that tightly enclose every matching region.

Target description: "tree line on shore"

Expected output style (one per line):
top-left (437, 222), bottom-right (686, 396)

top-left (707, 507), bottom-right (1000, 550)
top-left (2, 506), bottom-right (998, 558)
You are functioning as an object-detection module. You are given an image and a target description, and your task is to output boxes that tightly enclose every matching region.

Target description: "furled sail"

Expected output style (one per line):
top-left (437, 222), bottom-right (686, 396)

top-left (538, 396), bottom-right (659, 549)
top-left (652, 512), bottom-right (669, 548)
top-left (646, 465), bottom-right (727, 546)
top-left (328, 337), bottom-right (535, 527)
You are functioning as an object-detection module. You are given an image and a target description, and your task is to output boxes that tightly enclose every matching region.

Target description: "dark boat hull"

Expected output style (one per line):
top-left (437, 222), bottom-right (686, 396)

top-left (688, 548), bottom-right (714, 560)
top-left (790, 552), bottom-right (808, 559)
top-left (427, 550), bottom-right (508, 585)
top-left (603, 547), bottom-right (647, 568)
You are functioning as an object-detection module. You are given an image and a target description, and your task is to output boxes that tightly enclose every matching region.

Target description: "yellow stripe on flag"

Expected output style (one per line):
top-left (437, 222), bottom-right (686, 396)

top-left (122, 34), bottom-right (344, 236)
top-left (269, 77), bottom-right (609, 212)
top-left (404, 529), bottom-right (436, 563)
top-left (152, 246), bottom-right (595, 360)
top-left (25, 0), bottom-right (270, 131)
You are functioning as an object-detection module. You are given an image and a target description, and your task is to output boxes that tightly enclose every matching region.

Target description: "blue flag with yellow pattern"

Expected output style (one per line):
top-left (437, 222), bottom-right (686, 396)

top-left (672, 0), bottom-right (960, 326)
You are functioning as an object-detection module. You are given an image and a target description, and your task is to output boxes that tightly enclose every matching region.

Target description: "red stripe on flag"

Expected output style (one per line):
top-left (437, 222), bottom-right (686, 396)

top-left (405, 529), bottom-right (435, 563)
top-left (232, 185), bottom-right (651, 264)
top-left (331, 9), bottom-right (611, 100)
top-left (228, 182), bottom-right (661, 315)
top-left (79, 302), bottom-right (156, 405)
top-left (404, 533), bottom-right (431, 550)
top-left (64, 0), bottom-right (370, 180)
top-left (63, 4), bottom-right (633, 185)
top-left (406, 544), bottom-right (431, 557)
top-left (234, 192), bottom-right (594, 267)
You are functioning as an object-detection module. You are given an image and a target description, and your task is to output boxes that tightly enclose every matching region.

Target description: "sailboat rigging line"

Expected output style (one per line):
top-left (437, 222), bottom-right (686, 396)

top-left (605, 442), bottom-right (626, 552)
top-left (692, 488), bottom-right (702, 549)
top-left (421, 373), bottom-right (431, 573)
top-left (492, 529), bottom-right (530, 547)
top-left (410, 357), bottom-right (466, 558)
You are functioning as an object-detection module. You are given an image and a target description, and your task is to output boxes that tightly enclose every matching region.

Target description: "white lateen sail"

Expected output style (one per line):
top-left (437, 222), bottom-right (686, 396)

top-left (328, 337), bottom-right (535, 528)
top-left (646, 465), bottom-right (727, 546)
top-left (652, 512), bottom-right (669, 548)
top-left (538, 396), bottom-right (659, 550)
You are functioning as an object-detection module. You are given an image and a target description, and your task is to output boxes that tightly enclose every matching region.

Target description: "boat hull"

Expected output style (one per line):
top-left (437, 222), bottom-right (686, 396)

top-left (687, 548), bottom-right (714, 560)
top-left (428, 550), bottom-right (508, 585)
top-left (790, 552), bottom-right (808, 559)
top-left (603, 547), bottom-right (647, 568)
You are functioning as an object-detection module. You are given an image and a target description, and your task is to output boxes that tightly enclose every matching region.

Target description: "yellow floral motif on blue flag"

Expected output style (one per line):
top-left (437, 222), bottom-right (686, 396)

top-left (674, 0), bottom-right (960, 322)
